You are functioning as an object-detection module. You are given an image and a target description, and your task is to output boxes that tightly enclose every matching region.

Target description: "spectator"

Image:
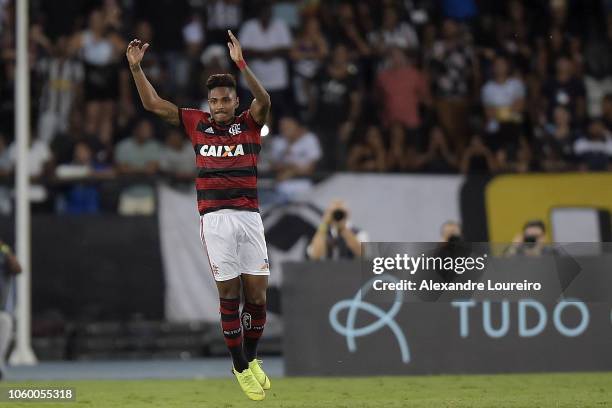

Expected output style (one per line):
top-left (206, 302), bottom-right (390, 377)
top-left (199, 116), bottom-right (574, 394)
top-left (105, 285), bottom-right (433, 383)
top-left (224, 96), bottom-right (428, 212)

top-left (497, 0), bottom-right (534, 76)
top-left (35, 35), bottom-right (84, 143)
top-left (541, 56), bottom-right (586, 125)
top-left (385, 124), bottom-right (457, 174)
top-left (238, 0), bottom-right (292, 121)
top-left (310, 43), bottom-right (362, 170)
top-left (354, 1), bottom-right (376, 46)
top-left (535, 106), bottom-right (576, 171)
top-left (272, 0), bottom-right (300, 30)
top-left (51, 109), bottom-right (104, 166)
top-left (307, 200), bottom-right (368, 260)
top-left (159, 128), bottom-right (196, 187)
top-left (418, 126), bottom-right (459, 173)
top-left (376, 47), bottom-right (431, 140)
top-left (535, 27), bottom-right (572, 79)
top-left (427, 19), bottom-right (477, 153)
top-left (1, 0), bottom-right (612, 187)
top-left (198, 45), bottom-right (232, 112)
top-left (290, 17), bottom-right (329, 111)
top-left (180, 14), bottom-right (206, 104)
top-left (327, 2), bottom-right (371, 59)
top-left (459, 134), bottom-right (498, 174)
top-left (385, 122), bottom-right (408, 172)
top-left (182, 14), bottom-right (205, 57)
top-left (270, 116), bottom-right (322, 199)
top-left (368, 7), bottom-right (419, 55)
top-left (573, 119), bottom-right (612, 171)
top-left (0, 239), bottom-right (21, 381)
top-left (114, 118), bottom-right (162, 215)
top-left (56, 142), bottom-right (111, 214)
top-left (68, 9), bottom-right (127, 148)
top-left (347, 125), bottom-right (386, 172)
top-left (7, 135), bottom-right (54, 209)
top-left (482, 55), bottom-right (526, 164)
top-left (130, 20), bottom-right (165, 114)
top-left (206, 0), bottom-right (242, 45)
top-left (582, 14), bottom-right (612, 118)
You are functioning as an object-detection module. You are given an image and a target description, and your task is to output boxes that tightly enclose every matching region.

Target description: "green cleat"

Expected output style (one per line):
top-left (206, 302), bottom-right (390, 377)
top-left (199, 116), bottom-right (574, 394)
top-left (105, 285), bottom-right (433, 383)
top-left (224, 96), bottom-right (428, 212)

top-left (248, 359), bottom-right (271, 390)
top-left (232, 367), bottom-right (265, 401)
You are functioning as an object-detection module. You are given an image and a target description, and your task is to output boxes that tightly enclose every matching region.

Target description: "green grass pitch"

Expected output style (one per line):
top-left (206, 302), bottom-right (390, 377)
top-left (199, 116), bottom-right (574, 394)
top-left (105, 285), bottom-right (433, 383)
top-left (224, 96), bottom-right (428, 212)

top-left (1, 372), bottom-right (611, 407)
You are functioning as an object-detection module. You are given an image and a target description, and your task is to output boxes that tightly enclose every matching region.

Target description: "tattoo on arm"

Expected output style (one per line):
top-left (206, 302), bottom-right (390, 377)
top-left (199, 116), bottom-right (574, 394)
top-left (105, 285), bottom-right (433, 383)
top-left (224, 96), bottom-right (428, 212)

top-left (160, 107), bottom-right (180, 126)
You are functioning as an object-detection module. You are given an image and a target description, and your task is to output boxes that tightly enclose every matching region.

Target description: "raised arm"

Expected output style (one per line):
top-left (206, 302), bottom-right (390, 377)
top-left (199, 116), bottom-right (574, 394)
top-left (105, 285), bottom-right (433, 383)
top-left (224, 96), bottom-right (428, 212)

top-left (227, 30), bottom-right (271, 125)
top-left (126, 39), bottom-right (179, 126)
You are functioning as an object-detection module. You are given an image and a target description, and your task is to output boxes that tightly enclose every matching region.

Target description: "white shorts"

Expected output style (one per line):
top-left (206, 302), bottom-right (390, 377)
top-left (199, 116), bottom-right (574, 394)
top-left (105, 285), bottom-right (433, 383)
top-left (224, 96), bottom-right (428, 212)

top-left (199, 209), bottom-right (270, 282)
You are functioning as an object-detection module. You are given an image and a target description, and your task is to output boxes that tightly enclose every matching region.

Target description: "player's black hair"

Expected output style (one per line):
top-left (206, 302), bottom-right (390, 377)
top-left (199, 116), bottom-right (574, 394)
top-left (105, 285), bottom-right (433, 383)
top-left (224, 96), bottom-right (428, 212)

top-left (523, 219), bottom-right (546, 233)
top-left (206, 74), bottom-right (237, 91)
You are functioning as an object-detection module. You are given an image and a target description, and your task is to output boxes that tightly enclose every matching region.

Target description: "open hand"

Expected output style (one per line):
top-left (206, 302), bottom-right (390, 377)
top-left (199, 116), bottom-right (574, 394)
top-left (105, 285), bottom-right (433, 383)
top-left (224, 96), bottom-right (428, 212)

top-left (126, 39), bottom-right (149, 67)
top-left (227, 30), bottom-right (244, 63)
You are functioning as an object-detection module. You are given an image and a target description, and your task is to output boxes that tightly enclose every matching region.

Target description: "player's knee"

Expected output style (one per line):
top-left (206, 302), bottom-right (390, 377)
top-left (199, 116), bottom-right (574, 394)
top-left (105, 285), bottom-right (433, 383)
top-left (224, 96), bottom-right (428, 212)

top-left (216, 280), bottom-right (241, 299)
top-left (218, 287), bottom-right (240, 299)
top-left (245, 291), bottom-right (266, 305)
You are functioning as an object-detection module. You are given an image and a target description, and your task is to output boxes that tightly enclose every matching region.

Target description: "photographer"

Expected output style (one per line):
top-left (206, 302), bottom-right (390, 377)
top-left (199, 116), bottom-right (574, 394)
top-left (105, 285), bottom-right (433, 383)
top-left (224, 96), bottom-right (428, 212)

top-left (307, 200), bottom-right (368, 260)
top-left (0, 240), bottom-right (21, 380)
top-left (436, 221), bottom-right (472, 282)
top-left (505, 220), bottom-right (549, 257)
top-left (440, 220), bottom-right (463, 243)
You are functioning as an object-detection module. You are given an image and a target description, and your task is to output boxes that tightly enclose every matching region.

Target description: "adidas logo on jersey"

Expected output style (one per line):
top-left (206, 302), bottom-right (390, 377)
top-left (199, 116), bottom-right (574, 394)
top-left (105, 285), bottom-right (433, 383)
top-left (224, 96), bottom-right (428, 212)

top-left (204, 126), bottom-right (215, 134)
top-left (199, 144), bottom-right (245, 157)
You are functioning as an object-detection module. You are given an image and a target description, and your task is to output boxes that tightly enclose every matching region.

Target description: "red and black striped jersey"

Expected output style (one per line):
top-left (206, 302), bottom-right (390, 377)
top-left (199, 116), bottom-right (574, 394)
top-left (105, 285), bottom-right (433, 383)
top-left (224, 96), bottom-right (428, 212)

top-left (179, 108), bottom-right (263, 215)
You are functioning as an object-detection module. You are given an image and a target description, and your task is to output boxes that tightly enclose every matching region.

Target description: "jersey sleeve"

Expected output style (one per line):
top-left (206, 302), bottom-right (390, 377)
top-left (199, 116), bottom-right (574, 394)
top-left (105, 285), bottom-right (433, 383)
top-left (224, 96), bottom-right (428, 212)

top-left (242, 110), bottom-right (264, 143)
top-left (179, 108), bottom-right (209, 145)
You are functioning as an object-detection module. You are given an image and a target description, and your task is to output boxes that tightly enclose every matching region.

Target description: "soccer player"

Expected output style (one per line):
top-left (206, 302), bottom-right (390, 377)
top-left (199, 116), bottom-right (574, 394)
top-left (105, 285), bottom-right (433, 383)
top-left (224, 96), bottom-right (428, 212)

top-left (126, 31), bottom-right (271, 401)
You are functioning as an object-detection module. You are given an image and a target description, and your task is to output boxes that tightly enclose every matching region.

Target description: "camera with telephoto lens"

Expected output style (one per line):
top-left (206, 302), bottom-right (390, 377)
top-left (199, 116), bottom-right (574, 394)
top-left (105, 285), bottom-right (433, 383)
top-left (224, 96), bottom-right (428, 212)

top-left (447, 234), bottom-right (462, 244)
top-left (523, 234), bottom-right (538, 248)
top-left (332, 209), bottom-right (346, 222)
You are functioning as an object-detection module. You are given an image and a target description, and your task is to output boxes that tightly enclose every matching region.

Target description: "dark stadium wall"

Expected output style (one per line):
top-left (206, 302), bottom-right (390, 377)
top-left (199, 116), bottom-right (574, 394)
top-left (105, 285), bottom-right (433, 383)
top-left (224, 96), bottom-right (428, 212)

top-left (0, 215), bottom-right (164, 322)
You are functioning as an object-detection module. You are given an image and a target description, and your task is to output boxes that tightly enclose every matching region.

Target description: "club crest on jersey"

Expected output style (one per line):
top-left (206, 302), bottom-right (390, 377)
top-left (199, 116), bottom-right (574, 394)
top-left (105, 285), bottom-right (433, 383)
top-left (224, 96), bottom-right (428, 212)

top-left (200, 144), bottom-right (245, 157)
top-left (228, 123), bottom-right (242, 135)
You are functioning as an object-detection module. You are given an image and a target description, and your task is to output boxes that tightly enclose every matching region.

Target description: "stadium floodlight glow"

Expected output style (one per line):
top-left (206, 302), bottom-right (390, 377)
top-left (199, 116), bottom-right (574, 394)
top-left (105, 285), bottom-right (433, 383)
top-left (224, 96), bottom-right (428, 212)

top-left (9, 0), bottom-right (38, 366)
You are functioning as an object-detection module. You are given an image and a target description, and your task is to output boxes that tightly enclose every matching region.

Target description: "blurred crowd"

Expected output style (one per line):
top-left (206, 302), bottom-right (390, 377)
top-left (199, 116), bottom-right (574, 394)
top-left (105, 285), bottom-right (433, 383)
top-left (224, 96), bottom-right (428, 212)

top-left (1, 0), bottom-right (612, 214)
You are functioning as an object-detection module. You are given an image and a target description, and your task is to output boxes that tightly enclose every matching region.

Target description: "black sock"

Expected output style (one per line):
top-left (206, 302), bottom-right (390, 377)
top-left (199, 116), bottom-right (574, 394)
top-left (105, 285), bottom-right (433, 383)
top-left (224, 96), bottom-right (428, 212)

top-left (228, 346), bottom-right (248, 372)
top-left (243, 338), bottom-right (258, 362)
top-left (241, 302), bottom-right (266, 362)
top-left (220, 298), bottom-right (248, 372)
